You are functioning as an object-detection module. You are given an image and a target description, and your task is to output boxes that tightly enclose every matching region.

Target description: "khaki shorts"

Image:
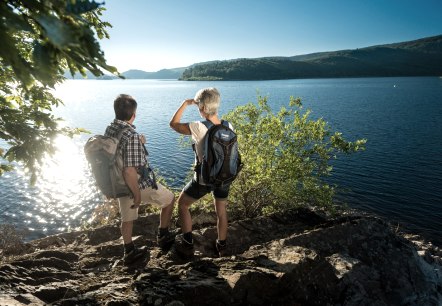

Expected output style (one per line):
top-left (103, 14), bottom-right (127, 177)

top-left (118, 183), bottom-right (174, 222)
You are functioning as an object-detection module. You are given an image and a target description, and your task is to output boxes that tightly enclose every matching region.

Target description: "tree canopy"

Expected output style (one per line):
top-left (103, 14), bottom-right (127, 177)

top-left (0, 0), bottom-right (119, 183)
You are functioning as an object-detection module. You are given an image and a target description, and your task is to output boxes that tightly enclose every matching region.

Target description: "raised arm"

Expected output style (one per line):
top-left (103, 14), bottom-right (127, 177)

top-left (169, 99), bottom-right (196, 135)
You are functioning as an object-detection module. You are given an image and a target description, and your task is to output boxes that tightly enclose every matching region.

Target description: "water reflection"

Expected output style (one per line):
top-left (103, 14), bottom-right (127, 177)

top-left (16, 135), bottom-right (102, 237)
top-left (1, 78), bottom-right (441, 246)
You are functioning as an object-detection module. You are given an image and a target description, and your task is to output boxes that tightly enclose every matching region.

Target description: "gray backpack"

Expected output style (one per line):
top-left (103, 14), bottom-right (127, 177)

top-left (194, 120), bottom-right (242, 187)
top-left (84, 128), bottom-right (131, 198)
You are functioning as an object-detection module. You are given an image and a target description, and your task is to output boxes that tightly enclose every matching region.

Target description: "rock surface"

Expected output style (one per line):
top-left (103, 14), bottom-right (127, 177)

top-left (0, 208), bottom-right (441, 305)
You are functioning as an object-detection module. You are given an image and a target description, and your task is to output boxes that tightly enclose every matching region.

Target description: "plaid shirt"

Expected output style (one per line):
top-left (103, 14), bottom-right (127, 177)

top-left (104, 119), bottom-right (154, 189)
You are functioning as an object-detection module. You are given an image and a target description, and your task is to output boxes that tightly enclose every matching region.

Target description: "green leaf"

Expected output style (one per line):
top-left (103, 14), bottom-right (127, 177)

top-left (0, 2), bottom-right (33, 32)
top-left (0, 0), bottom-right (119, 180)
top-left (0, 25), bottom-right (34, 87)
top-left (66, 0), bottom-right (102, 14)
top-left (32, 42), bottom-right (58, 86)
top-left (35, 14), bottom-right (78, 48)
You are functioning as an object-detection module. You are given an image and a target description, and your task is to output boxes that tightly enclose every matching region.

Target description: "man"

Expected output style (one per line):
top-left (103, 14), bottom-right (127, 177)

top-left (169, 87), bottom-right (232, 257)
top-left (105, 94), bottom-right (175, 264)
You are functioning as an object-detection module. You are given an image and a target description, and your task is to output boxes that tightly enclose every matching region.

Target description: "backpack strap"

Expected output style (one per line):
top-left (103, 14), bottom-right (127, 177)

top-left (203, 119), bottom-right (230, 128)
top-left (193, 120), bottom-right (214, 185)
top-left (202, 120), bottom-right (214, 129)
top-left (116, 126), bottom-right (133, 148)
top-left (116, 126), bottom-right (131, 140)
top-left (113, 127), bottom-right (131, 160)
top-left (108, 127), bottom-right (133, 198)
top-left (119, 126), bottom-right (158, 190)
top-left (193, 120), bottom-right (214, 159)
top-left (117, 126), bottom-right (149, 155)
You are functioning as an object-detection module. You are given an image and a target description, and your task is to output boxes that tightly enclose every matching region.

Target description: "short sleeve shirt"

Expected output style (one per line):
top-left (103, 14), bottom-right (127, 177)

top-left (104, 119), bottom-right (153, 189)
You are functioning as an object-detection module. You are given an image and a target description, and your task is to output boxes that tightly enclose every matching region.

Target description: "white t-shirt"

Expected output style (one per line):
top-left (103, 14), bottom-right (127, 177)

top-left (188, 121), bottom-right (234, 183)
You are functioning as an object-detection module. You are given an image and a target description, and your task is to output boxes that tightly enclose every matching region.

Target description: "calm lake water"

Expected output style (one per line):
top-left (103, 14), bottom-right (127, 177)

top-left (1, 77), bottom-right (441, 245)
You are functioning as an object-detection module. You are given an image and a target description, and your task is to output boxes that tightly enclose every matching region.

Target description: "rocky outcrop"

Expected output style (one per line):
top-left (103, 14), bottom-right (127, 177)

top-left (0, 208), bottom-right (441, 305)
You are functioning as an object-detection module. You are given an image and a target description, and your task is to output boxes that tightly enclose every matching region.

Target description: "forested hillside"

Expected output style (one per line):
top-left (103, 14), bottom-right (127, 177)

top-left (180, 35), bottom-right (442, 80)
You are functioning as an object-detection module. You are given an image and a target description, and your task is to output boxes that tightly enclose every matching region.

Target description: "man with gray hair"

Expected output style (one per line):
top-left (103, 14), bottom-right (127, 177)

top-left (170, 87), bottom-right (233, 257)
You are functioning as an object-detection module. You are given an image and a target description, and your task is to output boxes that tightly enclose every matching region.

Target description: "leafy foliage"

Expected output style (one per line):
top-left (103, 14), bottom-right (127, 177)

top-left (0, 0), bottom-right (119, 182)
top-left (223, 96), bottom-right (366, 218)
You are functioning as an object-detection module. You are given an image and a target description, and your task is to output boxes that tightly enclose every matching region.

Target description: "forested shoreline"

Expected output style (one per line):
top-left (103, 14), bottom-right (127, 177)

top-left (180, 35), bottom-right (442, 81)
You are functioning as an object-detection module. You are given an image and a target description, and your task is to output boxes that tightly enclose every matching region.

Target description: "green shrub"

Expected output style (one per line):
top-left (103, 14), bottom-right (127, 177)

top-left (223, 96), bottom-right (366, 219)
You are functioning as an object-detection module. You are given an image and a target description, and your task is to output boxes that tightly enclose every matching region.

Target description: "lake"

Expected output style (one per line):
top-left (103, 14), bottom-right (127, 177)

top-left (0, 77), bottom-right (441, 246)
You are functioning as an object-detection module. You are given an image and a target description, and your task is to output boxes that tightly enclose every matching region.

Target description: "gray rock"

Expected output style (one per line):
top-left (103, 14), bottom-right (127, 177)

top-left (0, 208), bottom-right (440, 305)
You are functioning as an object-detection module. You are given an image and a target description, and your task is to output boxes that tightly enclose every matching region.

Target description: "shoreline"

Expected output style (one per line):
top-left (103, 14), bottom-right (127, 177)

top-left (5, 203), bottom-right (441, 248)
top-left (1, 206), bottom-right (441, 305)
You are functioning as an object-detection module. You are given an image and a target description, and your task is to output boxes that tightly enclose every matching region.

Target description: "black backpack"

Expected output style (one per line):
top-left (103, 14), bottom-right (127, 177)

top-left (194, 120), bottom-right (242, 187)
top-left (84, 127), bottom-right (132, 198)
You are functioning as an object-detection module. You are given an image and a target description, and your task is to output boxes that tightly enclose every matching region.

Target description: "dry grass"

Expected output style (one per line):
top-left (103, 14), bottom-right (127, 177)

top-left (88, 198), bottom-right (121, 227)
top-left (0, 224), bottom-right (27, 262)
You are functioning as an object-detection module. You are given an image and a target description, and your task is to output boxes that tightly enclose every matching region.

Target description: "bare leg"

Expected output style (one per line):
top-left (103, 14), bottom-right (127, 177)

top-left (159, 196), bottom-right (175, 228)
top-left (178, 192), bottom-right (196, 234)
top-left (121, 220), bottom-right (133, 244)
top-left (214, 199), bottom-right (228, 241)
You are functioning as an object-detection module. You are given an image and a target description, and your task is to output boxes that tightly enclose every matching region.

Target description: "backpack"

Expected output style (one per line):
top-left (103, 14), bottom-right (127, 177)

top-left (194, 120), bottom-right (242, 187)
top-left (84, 127), bottom-right (131, 198)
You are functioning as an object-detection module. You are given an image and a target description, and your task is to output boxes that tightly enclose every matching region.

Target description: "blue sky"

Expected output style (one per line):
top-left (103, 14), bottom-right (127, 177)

top-left (99, 0), bottom-right (442, 72)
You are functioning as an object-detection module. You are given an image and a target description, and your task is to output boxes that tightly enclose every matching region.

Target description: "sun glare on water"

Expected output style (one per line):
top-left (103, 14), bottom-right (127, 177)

top-left (20, 135), bottom-right (101, 234)
top-left (40, 135), bottom-right (86, 189)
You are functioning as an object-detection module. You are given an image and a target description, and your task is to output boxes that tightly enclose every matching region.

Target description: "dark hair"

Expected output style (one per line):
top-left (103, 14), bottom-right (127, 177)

top-left (114, 94), bottom-right (137, 121)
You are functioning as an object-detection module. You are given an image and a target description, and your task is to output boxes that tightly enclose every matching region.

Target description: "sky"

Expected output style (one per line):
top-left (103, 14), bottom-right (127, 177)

top-left (99, 0), bottom-right (442, 72)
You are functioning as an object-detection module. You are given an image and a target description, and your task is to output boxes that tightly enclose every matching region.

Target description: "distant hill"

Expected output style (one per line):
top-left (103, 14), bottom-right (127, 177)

top-left (180, 35), bottom-right (442, 80)
top-left (122, 68), bottom-right (185, 79)
top-left (63, 67), bottom-right (186, 80)
top-left (63, 70), bottom-right (118, 80)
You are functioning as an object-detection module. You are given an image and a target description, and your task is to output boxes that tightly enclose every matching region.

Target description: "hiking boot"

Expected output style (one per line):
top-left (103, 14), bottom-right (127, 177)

top-left (215, 240), bottom-right (228, 257)
top-left (157, 229), bottom-right (178, 251)
top-left (174, 235), bottom-right (194, 258)
top-left (123, 246), bottom-right (148, 265)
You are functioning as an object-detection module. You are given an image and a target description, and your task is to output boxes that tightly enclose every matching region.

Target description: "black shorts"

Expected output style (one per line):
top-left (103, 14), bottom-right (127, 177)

top-left (183, 179), bottom-right (230, 200)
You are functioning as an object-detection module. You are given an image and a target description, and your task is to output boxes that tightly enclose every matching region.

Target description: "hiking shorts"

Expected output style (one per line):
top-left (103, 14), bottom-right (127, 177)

top-left (183, 179), bottom-right (230, 201)
top-left (118, 183), bottom-right (174, 222)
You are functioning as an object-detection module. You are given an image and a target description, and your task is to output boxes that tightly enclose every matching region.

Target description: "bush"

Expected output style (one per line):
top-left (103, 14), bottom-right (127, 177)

top-left (87, 199), bottom-right (121, 228)
top-left (0, 224), bottom-right (26, 258)
top-left (223, 96), bottom-right (366, 219)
